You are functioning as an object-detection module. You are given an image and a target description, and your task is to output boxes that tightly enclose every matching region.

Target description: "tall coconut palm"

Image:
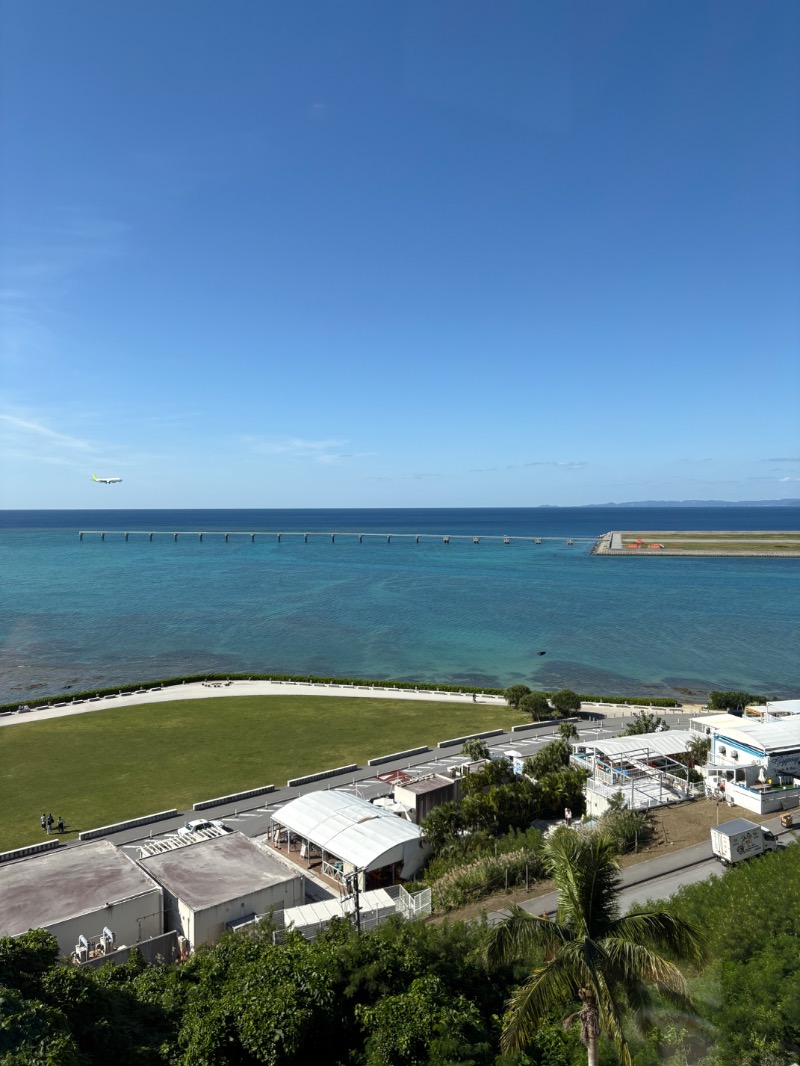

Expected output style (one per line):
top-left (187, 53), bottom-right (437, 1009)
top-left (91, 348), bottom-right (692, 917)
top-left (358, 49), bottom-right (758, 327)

top-left (486, 829), bottom-right (705, 1065)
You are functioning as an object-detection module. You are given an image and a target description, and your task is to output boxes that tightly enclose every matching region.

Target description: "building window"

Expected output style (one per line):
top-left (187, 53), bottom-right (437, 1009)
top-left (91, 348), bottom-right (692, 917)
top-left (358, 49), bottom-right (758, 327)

top-left (719, 746), bottom-right (727, 756)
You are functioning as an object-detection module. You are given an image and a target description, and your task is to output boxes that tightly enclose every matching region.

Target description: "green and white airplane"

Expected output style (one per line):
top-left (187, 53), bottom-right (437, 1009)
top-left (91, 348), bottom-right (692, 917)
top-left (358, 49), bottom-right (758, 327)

top-left (91, 472), bottom-right (122, 484)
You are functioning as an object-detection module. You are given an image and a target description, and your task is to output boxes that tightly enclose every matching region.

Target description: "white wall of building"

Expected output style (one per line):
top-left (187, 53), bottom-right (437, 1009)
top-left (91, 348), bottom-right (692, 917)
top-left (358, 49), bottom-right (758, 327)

top-left (44, 889), bottom-right (163, 958)
top-left (164, 874), bottom-right (304, 948)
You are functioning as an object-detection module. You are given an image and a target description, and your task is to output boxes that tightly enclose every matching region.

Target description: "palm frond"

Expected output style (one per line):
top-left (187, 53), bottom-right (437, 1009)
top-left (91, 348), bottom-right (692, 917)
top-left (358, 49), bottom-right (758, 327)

top-left (591, 966), bottom-right (634, 1066)
top-left (609, 911), bottom-right (707, 965)
top-left (500, 953), bottom-right (583, 1053)
top-left (544, 830), bottom-right (622, 938)
top-left (601, 939), bottom-right (696, 1013)
top-left (485, 906), bottom-right (571, 967)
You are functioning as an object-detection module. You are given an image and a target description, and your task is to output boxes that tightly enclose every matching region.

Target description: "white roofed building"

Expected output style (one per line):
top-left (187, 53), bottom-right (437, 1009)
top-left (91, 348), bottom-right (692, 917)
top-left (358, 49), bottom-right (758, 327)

top-left (270, 790), bottom-right (429, 892)
top-left (744, 698), bottom-right (800, 721)
top-left (691, 714), bottom-right (800, 815)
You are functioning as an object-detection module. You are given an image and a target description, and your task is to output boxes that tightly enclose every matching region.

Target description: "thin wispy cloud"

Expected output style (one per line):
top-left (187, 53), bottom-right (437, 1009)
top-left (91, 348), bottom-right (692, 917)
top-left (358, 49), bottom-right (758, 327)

top-left (0, 407), bottom-right (155, 471)
top-left (242, 436), bottom-right (371, 464)
top-left (367, 472), bottom-right (443, 482)
top-left (0, 413), bottom-right (91, 451)
top-left (470, 460), bottom-right (586, 473)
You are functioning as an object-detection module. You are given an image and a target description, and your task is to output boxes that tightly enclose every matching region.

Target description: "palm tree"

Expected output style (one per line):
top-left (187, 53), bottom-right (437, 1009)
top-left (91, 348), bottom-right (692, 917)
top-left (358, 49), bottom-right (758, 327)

top-left (486, 829), bottom-right (704, 1065)
top-left (558, 720), bottom-right (579, 742)
top-left (685, 735), bottom-right (710, 770)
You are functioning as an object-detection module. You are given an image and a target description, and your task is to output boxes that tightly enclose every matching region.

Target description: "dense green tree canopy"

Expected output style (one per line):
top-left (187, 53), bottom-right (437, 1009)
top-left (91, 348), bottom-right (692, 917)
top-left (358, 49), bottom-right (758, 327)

top-left (520, 693), bottom-right (553, 720)
top-left (706, 690), bottom-right (766, 710)
top-left (550, 690), bottom-right (582, 716)
top-left (621, 710), bottom-right (669, 736)
top-left (504, 684), bottom-right (533, 709)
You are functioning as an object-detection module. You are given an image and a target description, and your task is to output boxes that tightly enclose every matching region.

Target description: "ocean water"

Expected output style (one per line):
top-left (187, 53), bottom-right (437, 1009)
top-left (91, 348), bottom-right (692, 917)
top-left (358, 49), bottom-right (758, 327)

top-left (1, 507), bottom-right (799, 703)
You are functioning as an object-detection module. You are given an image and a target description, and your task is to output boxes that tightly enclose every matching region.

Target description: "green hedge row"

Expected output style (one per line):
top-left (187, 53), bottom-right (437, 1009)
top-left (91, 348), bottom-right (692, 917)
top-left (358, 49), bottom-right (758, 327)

top-left (573, 694), bottom-right (680, 708)
top-left (2, 672), bottom-right (681, 714)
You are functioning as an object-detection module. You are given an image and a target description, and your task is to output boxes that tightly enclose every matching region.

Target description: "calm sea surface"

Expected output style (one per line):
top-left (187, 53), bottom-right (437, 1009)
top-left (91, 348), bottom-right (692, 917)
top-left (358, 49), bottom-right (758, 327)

top-left (1, 507), bottom-right (798, 703)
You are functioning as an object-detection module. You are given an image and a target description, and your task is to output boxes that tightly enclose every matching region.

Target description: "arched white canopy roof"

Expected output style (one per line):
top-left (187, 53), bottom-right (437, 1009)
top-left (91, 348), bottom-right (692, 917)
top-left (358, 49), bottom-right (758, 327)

top-left (272, 790), bottom-right (426, 876)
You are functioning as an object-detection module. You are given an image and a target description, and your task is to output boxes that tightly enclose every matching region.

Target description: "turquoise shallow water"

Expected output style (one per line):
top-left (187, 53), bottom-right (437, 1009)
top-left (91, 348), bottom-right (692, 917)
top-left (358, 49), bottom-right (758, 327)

top-left (1, 507), bottom-right (799, 702)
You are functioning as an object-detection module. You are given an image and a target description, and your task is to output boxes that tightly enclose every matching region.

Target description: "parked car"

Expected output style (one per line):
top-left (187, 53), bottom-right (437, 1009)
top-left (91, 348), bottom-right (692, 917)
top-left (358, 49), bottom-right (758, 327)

top-left (177, 818), bottom-right (231, 837)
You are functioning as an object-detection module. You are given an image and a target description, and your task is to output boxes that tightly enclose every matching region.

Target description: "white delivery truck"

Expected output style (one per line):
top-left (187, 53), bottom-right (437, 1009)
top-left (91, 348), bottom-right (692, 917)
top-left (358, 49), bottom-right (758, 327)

top-left (710, 818), bottom-right (778, 866)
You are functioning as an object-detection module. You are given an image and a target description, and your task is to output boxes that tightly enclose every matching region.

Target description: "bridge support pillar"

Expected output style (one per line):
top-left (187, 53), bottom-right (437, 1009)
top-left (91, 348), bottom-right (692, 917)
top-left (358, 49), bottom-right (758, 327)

top-left (173, 533), bottom-right (178, 541)
top-left (101, 532), bottom-right (105, 541)
top-left (304, 533), bottom-right (309, 543)
top-left (443, 536), bottom-right (450, 544)
top-left (473, 537), bottom-right (480, 544)
top-left (149, 533), bottom-right (154, 541)
top-left (277, 533), bottom-right (282, 542)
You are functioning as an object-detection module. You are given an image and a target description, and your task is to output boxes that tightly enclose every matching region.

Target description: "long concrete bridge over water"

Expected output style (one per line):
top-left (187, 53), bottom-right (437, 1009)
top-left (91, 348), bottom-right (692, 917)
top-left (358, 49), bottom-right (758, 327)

top-left (78, 530), bottom-right (596, 546)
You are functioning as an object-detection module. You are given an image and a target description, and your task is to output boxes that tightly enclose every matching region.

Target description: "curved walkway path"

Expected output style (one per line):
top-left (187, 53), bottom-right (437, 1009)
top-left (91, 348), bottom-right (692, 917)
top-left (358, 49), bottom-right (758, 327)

top-left (2, 678), bottom-right (705, 730)
top-left (1, 679), bottom-right (508, 728)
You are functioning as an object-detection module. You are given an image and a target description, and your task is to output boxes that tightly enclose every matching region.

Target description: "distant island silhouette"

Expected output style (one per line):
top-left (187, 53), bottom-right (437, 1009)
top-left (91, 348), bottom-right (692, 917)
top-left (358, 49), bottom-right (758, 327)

top-left (572, 499), bottom-right (799, 508)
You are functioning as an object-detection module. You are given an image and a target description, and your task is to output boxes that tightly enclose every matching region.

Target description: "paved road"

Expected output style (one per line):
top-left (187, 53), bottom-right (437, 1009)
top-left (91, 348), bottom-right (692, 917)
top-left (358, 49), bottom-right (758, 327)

top-left (487, 818), bottom-right (800, 925)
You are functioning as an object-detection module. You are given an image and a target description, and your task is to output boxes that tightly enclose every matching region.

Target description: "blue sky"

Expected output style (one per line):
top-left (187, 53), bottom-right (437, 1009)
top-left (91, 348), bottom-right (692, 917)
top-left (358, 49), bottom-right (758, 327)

top-left (1, 1), bottom-right (798, 508)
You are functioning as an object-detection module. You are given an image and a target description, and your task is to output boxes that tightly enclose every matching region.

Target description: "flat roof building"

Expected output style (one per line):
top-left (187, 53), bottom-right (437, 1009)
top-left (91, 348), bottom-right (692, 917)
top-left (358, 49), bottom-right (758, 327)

top-left (0, 840), bottom-right (163, 958)
top-left (139, 831), bottom-right (304, 949)
top-left (393, 774), bottom-right (456, 823)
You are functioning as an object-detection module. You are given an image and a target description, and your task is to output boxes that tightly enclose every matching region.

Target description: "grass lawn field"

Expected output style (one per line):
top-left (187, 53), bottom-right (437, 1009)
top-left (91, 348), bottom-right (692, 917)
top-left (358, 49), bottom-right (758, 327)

top-left (0, 696), bottom-right (523, 853)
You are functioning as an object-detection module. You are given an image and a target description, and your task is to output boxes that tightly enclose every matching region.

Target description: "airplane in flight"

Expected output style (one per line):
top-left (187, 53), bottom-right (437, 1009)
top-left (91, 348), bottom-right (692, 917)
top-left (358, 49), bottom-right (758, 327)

top-left (91, 473), bottom-right (123, 484)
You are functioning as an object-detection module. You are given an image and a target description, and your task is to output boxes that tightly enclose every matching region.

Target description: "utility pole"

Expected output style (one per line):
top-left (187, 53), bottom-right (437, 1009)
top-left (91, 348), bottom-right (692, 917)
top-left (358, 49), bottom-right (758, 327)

top-left (344, 870), bottom-right (362, 934)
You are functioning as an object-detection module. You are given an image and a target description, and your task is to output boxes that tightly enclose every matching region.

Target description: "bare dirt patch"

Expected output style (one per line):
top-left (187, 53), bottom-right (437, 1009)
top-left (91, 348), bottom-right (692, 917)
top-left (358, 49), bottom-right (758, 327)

top-left (432, 798), bottom-right (749, 924)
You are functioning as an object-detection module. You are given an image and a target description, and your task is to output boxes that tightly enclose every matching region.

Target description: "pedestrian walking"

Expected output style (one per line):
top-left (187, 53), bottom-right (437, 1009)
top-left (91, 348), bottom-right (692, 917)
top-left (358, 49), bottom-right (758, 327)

top-left (57, 816), bottom-right (65, 833)
top-left (46, 813), bottom-right (54, 834)
top-left (564, 806), bottom-right (573, 827)
top-left (40, 813), bottom-right (46, 832)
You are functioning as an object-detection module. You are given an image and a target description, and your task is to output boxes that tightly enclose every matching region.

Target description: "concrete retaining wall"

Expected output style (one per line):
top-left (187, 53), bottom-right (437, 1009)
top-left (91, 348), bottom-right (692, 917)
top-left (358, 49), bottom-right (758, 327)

top-left (368, 746), bottom-right (429, 767)
top-left (511, 719), bottom-right (578, 733)
top-left (287, 764), bottom-right (358, 787)
top-left (79, 809), bottom-right (179, 841)
top-left (437, 728), bottom-right (504, 749)
top-left (193, 785), bottom-right (275, 811)
top-left (0, 839), bottom-right (61, 864)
